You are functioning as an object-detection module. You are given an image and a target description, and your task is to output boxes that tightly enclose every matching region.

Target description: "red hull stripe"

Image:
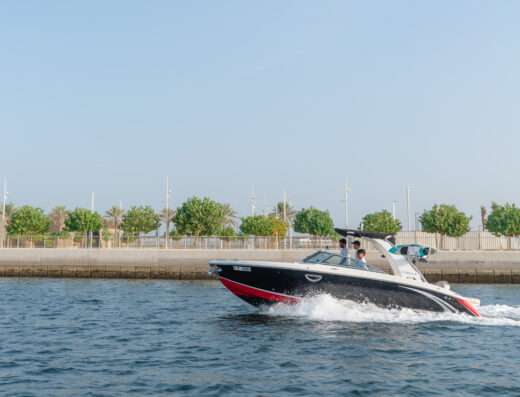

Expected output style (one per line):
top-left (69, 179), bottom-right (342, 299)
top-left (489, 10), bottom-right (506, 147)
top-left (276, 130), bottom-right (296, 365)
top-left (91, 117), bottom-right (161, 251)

top-left (456, 298), bottom-right (481, 317)
top-left (219, 276), bottom-right (300, 304)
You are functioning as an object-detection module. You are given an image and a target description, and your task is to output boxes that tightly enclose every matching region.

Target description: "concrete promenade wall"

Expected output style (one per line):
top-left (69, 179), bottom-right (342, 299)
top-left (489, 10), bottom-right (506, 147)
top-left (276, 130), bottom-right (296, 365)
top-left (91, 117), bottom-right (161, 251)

top-left (0, 249), bottom-right (316, 280)
top-left (0, 249), bottom-right (520, 283)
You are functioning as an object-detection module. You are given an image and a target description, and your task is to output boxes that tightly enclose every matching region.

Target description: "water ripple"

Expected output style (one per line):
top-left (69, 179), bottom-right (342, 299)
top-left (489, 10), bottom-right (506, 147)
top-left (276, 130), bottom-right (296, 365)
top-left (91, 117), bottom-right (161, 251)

top-left (0, 280), bottom-right (519, 396)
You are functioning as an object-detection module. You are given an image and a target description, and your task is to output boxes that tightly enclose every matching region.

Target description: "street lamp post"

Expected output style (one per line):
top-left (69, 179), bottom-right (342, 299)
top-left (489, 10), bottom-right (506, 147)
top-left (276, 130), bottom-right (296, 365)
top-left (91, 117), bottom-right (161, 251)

top-left (165, 176), bottom-right (172, 249)
top-left (406, 186), bottom-right (411, 231)
top-left (414, 212), bottom-right (420, 243)
top-left (392, 201), bottom-right (397, 220)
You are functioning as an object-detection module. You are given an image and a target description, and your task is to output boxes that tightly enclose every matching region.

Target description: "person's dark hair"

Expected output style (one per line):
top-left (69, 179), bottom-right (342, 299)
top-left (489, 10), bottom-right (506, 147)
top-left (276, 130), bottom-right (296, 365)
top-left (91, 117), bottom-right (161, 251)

top-left (357, 249), bottom-right (366, 256)
top-left (339, 238), bottom-right (347, 244)
top-left (352, 240), bottom-right (361, 247)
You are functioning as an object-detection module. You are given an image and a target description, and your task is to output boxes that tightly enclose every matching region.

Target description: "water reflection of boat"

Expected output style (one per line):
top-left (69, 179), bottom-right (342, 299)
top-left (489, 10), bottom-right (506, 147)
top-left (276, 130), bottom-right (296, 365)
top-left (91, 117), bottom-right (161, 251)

top-left (209, 229), bottom-right (480, 317)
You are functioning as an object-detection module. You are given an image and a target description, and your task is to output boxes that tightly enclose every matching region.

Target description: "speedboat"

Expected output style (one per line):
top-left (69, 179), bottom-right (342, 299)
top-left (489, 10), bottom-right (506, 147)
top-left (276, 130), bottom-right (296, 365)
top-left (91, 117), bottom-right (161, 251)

top-left (208, 229), bottom-right (481, 317)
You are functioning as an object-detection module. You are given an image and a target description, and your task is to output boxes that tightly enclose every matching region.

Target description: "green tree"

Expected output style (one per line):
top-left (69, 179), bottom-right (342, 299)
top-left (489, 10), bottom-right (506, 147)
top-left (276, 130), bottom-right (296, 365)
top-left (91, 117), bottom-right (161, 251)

top-left (361, 210), bottom-right (401, 234)
top-left (219, 226), bottom-right (237, 237)
top-left (7, 205), bottom-right (50, 235)
top-left (48, 206), bottom-right (68, 234)
top-left (240, 215), bottom-right (273, 236)
top-left (485, 202), bottom-right (520, 237)
top-left (419, 204), bottom-right (471, 237)
top-left (65, 208), bottom-right (103, 233)
top-left (175, 197), bottom-right (235, 236)
top-left (121, 206), bottom-right (160, 235)
top-left (240, 215), bottom-right (289, 237)
top-left (293, 207), bottom-right (335, 237)
top-left (101, 225), bottom-right (113, 243)
top-left (271, 216), bottom-right (289, 237)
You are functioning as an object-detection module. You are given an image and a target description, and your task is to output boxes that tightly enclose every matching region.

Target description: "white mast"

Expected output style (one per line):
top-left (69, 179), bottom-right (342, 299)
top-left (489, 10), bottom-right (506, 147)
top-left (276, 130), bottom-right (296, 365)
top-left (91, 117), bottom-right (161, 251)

top-left (342, 180), bottom-right (351, 228)
top-left (283, 191), bottom-right (291, 248)
top-left (282, 191), bottom-right (287, 224)
top-left (90, 192), bottom-right (95, 212)
top-left (165, 176), bottom-right (171, 248)
top-left (250, 185), bottom-right (256, 216)
top-left (286, 191), bottom-right (293, 248)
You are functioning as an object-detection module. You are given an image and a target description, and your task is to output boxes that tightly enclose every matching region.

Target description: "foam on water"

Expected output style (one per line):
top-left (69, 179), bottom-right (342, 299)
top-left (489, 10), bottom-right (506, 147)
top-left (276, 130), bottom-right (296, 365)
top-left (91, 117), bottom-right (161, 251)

top-left (264, 294), bottom-right (520, 326)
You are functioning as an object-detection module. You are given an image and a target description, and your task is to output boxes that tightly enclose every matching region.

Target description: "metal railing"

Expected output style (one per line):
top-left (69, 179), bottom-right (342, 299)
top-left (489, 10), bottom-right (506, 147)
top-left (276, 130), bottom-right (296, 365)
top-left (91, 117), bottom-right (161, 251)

top-left (0, 234), bottom-right (337, 250)
top-left (1, 231), bottom-right (520, 250)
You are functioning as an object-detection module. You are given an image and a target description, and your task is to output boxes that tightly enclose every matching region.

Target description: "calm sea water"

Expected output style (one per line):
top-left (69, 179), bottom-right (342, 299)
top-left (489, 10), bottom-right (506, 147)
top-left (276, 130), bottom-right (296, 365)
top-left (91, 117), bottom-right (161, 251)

top-left (1, 279), bottom-right (519, 397)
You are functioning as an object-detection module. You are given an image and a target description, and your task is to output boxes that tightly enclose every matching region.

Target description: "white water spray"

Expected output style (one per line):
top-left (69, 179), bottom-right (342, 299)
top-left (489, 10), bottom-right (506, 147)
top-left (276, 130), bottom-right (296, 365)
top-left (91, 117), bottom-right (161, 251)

top-left (264, 294), bottom-right (520, 327)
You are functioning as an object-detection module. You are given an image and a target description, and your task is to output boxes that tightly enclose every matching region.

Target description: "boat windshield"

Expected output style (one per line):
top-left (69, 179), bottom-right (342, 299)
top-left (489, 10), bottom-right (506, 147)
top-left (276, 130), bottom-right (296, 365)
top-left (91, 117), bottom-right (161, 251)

top-left (303, 251), bottom-right (345, 265)
top-left (302, 251), bottom-right (385, 273)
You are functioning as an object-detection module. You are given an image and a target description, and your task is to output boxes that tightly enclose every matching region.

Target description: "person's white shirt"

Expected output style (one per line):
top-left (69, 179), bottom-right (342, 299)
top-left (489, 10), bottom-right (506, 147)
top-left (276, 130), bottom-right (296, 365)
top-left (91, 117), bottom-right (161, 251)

top-left (356, 257), bottom-right (368, 269)
top-left (340, 247), bottom-right (348, 258)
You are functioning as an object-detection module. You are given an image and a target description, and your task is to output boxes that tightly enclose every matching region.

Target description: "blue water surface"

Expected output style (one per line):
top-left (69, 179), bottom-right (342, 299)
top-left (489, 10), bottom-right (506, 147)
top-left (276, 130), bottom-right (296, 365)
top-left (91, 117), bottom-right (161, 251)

top-left (0, 279), bottom-right (519, 397)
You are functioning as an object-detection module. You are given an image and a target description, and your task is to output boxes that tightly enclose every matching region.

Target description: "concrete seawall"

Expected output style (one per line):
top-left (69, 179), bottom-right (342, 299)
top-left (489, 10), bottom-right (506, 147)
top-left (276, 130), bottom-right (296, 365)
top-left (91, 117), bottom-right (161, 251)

top-left (0, 249), bottom-right (519, 283)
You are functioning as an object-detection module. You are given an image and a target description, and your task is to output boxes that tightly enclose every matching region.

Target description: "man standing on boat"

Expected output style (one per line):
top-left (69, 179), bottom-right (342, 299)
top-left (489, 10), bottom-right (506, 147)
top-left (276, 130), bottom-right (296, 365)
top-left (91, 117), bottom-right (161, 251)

top-left (350, 240), bottom-right (361, 264)
top-left (339, 238), bottom-right (348, 261)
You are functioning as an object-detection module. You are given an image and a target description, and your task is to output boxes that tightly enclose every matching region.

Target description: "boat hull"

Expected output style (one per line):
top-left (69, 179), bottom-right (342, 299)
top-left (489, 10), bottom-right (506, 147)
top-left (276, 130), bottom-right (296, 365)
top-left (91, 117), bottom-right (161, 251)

top-left (213, 263), bottom-right (480, 317)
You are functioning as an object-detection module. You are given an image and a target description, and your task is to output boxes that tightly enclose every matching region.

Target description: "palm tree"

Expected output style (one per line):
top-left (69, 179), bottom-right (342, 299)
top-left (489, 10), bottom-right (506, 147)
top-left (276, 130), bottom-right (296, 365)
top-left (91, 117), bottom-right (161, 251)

top-left (160, 208), bottom-right (176, 237)
top-left (105, 206), bottom-right (125, 242)
top-left (272, 201), bottom-right (296, 222)
top-left (480, 206), bottom-right (488, 231)
top-left (48, 206), bottom-right (68, 234)
top-left (0, 203), bottom-right (15, 243)
top-left (1, 202), bottom-right (15, 223)
top-left (221, 204), bottom-right (237, 228)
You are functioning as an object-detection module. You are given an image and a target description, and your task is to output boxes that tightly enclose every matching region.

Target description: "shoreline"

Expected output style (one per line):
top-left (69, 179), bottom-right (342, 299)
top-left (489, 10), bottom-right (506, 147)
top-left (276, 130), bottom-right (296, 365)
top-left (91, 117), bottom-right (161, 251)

top-left (0, 248), bottom-right (519, 283)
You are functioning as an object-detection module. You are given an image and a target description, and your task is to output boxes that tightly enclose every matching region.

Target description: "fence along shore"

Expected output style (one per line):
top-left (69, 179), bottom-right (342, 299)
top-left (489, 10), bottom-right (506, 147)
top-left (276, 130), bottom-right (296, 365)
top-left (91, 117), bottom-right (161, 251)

top-left (0, 231), bottom-right (519, 250)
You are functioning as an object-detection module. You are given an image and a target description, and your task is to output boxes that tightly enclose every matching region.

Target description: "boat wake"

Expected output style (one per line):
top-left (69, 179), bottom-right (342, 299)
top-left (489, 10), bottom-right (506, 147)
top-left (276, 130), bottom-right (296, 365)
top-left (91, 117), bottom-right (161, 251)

top-left (263, 294), bottom-right (520, 326)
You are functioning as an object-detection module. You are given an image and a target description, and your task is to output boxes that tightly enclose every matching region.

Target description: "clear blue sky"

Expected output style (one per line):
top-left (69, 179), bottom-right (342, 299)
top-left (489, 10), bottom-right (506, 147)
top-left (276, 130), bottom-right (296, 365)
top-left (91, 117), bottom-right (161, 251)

top-left (1, 1), bottom-right (519, 228)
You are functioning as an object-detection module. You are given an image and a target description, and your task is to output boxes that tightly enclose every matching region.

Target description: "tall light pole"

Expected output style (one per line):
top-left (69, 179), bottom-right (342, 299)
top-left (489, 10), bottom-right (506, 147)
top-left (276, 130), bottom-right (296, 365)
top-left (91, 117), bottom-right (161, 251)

top-left (165, 176), bottom-right (172, 248)
top-left (1, 178), bottom-right (7, 248)
top-left (90, 192), bottom-right (95, 212)
top-left (118, 200), bottom-right (123, 248)
top-left (282, 191), bottom-right (293, 248)
top-left (414, 212), bottom-right (421, 243)
top-left (342, 180), bottom-right (351, 228)
top-left (282, 191), bottom-right (287, 248)
top-left (282, 191), bottom-right (287, 224)
top-left (406, 186), bottom-right (411, 231)
top-left (250, 185), bottom-right (256, 216)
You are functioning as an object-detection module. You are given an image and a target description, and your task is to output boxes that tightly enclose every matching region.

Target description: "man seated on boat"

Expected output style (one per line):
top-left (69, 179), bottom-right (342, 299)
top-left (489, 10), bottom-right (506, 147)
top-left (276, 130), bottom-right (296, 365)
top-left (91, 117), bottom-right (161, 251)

top-left (355, 249), bottom-right (368, 270)
top-left (351, 240), bottom-right (361, 264)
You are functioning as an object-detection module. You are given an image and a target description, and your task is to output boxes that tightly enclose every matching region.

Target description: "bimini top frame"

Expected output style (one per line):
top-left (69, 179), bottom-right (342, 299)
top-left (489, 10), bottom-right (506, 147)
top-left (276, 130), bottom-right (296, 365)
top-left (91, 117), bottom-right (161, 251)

top-left (335, 228), bottom-right (425, 282)
top-left (335, 228), bottom-right (396, 245)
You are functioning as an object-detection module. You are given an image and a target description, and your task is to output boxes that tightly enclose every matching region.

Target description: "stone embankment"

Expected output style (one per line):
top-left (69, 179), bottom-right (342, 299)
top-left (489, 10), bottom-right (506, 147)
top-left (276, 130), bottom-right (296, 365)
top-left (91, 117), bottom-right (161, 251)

top-left (0, 249), bottom-right (519, 283)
